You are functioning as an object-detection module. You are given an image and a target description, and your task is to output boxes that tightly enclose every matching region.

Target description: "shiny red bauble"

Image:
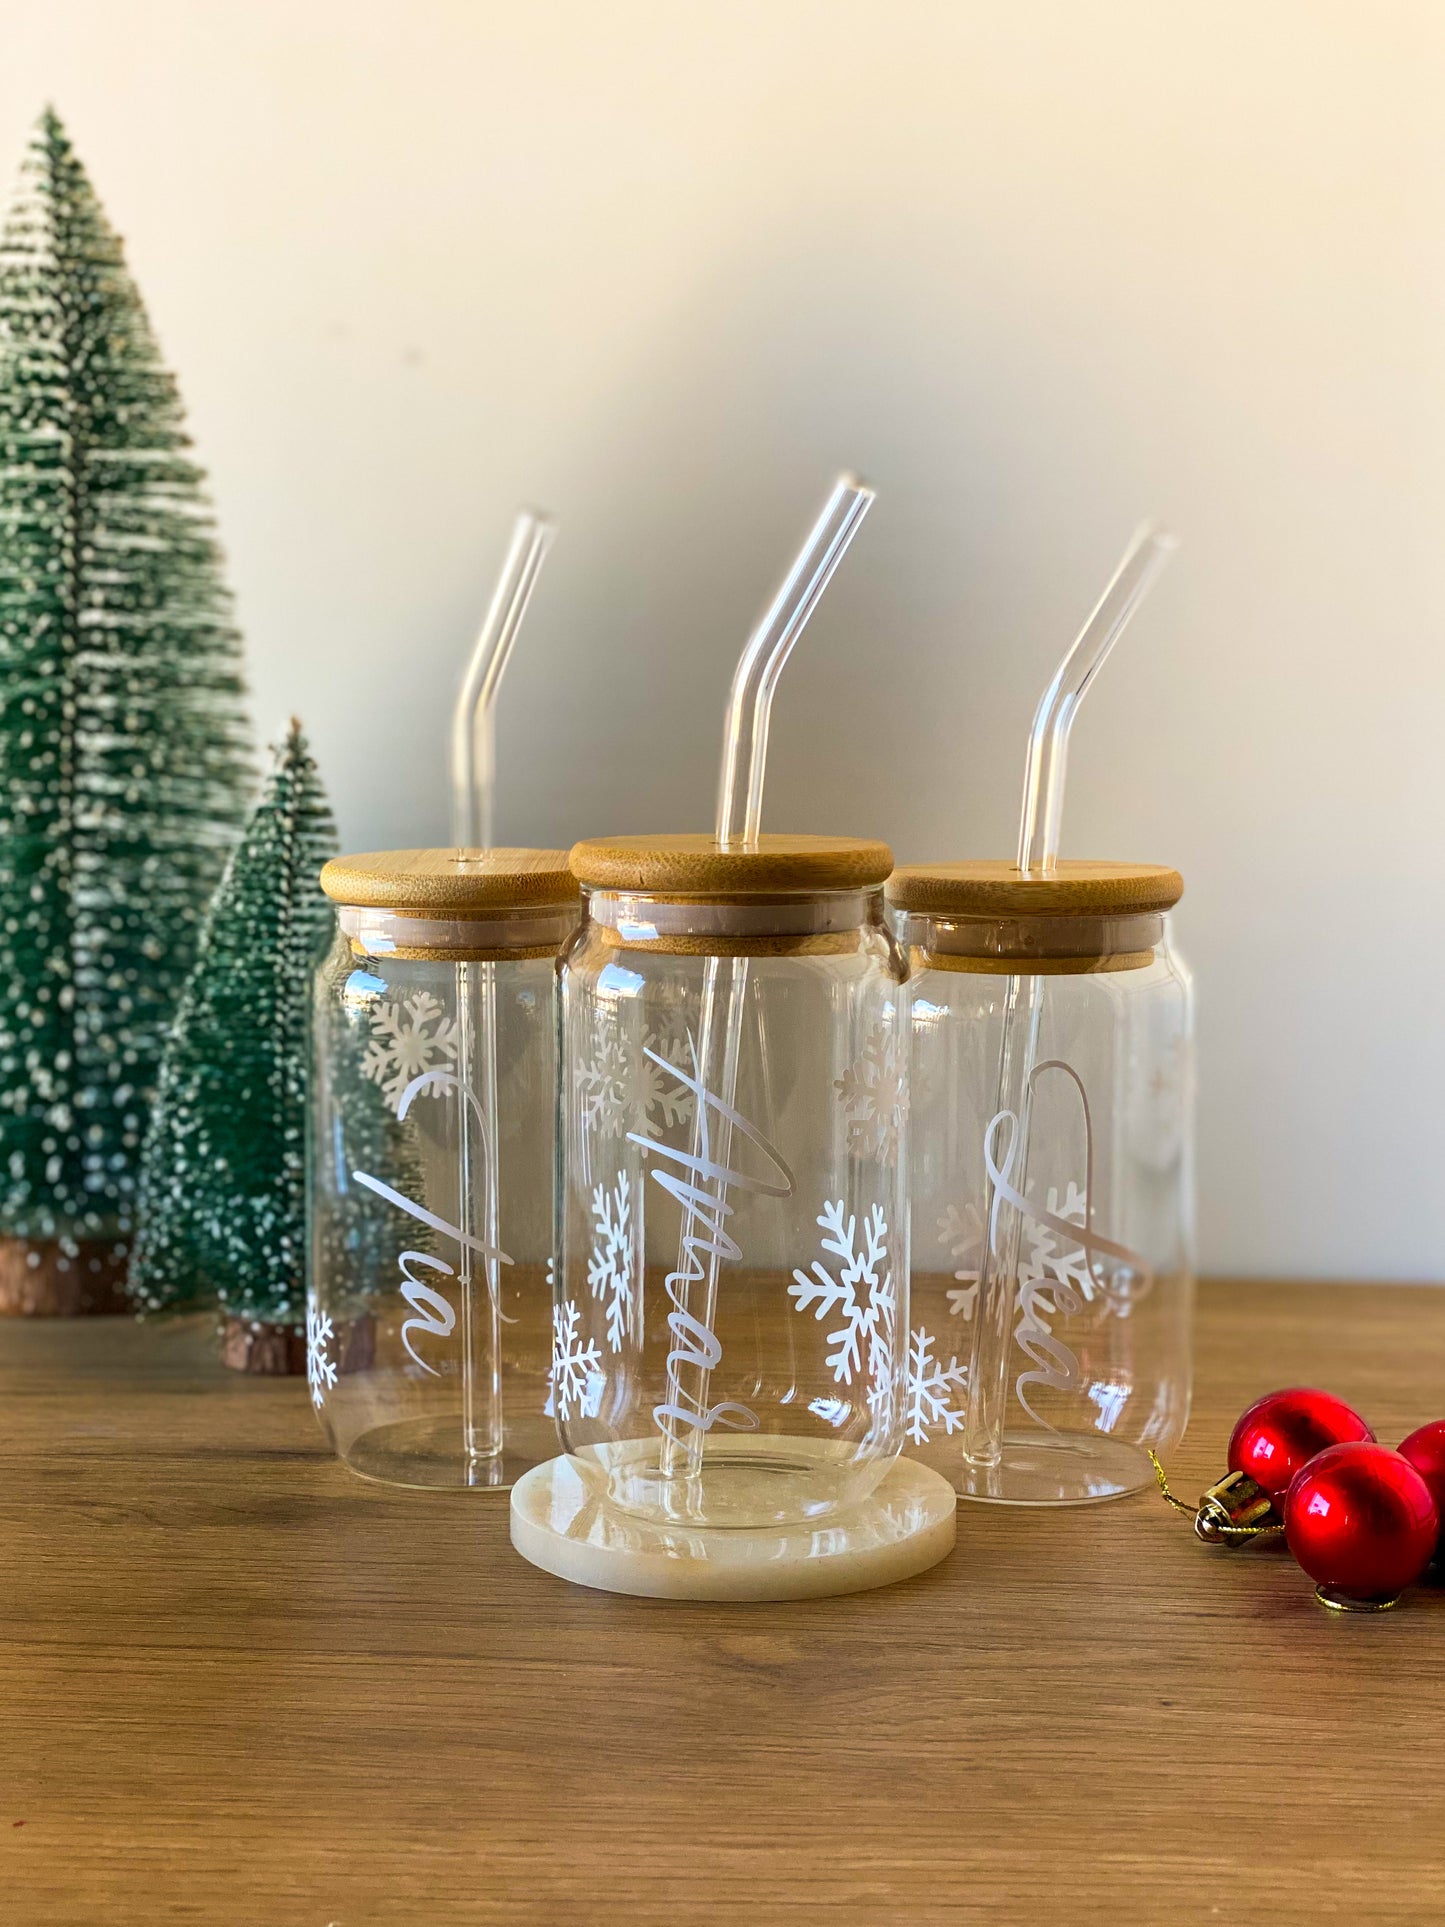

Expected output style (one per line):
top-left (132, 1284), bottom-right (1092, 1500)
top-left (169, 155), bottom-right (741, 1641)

top-left (1228, 1387), bottom-right (1374, 1502)
top-left (1398, 1421), bottom-right (1445, 1560)
top-left (1284, 1442), bottom-right (1439, 1604)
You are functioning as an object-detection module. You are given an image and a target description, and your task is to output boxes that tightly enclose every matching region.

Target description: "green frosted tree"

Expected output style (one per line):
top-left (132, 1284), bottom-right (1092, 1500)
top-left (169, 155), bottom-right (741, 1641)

top-left (0, 107), bottom-right (252, 1310)
top-left (129, 722), bottom-right (336, 1362)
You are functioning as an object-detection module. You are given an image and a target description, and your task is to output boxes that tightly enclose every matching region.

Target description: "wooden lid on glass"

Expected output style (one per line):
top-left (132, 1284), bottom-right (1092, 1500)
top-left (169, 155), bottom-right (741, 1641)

top-left (320, 847), bottom-right (578, 916)
top-left (889, 860), bottom-right (1182, 975)
top-left (886, 860), bottom-right (1183, 920)
top-left (568, 833), bottom-right (893, 898)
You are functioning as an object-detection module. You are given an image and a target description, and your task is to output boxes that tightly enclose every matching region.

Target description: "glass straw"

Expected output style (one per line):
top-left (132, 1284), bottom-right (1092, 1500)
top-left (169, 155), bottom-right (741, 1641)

top-left (450, 509), bottom-right (556, 1478)
top-left (451, 511), bottom-right (556, 851)
top-left (716, 479), bottom-right (877, 845)
top-left (960, 522), bottom-right (1177, 1486)
top-left (659, 474), bottom-right (876, 1497)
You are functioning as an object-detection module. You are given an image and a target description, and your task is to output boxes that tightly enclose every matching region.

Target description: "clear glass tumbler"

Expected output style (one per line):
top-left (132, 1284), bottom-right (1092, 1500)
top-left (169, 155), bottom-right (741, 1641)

top-left (309, 848), bottom-right (577, 1488)
top-left (890, 860), bottom-right (1194, 1505)
top-left (555, 833), bottom-right (908, 1528)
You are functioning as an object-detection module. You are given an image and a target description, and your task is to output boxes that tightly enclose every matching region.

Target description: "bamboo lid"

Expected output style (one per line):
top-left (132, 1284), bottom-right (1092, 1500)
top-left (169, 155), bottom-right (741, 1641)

top-left (887, 860), bottom-right (1183, 919)
top-left (569, 833), bottom-right (894, 897)
top-left (320, 847), bottom-right (578, 915)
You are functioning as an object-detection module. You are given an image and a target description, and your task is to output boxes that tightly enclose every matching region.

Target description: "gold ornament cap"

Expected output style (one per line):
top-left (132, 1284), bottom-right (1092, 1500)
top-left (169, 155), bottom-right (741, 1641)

top-left (1193, 1469), bottom-right (1279, 1543)
top-left (1149, 1454), bottom-right (1285, 1546)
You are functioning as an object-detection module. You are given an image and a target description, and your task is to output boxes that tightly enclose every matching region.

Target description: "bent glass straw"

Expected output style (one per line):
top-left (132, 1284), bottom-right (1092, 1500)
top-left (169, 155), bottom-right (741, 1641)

top-left (451, 511), bottom-right (556, 851)
top-left (960, 522), bottom-right (1178, 1482)
top-left (659, 474), bottom-right (876, 1491)
top-left (449, 510), bottom-right (556, 1477)
top-left (716, 478), bottom-right (876, 846)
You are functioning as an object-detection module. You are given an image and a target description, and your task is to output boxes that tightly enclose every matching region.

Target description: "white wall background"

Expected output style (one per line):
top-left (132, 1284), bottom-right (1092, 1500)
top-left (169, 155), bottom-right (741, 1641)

top-left (4, 2), bottom-right (1443, 1280)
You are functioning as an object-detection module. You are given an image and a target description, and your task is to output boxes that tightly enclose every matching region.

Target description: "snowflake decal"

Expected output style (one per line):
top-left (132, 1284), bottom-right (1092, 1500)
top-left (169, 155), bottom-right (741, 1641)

top-left (904, 1327), bottom-right (967, 1445)
top-left (548, 1300), bottom-right (603, 1422)
top-left (575, 1032), bottom-right (630, 1139)
top-left (307, 1303), bottom-right (337, 1410)
top-left (1012, 1184), bottom-right (1092, 1428)
top-left (937, 1183), bottom-right (1096, 1325)
top-left (938, 1200), bottom-right (984, 1320)
top-left (588, 1173), bottom-right (635, 1352)
top-left (638, 1028), bottom-right (694, 1134)
top-left (835, 1022), bottom-right (908, 1165)
top-left (788, 1201), bottom-right (895, 1396)
top-left (640, 990), bottom-right (697, 1133)
top-left (1020, 1181), bottom-right (1094, 1314)
top-left (361, 991), bottom-right (460, 1114)
top-left (576, 1026), bottom-right (694, 1144)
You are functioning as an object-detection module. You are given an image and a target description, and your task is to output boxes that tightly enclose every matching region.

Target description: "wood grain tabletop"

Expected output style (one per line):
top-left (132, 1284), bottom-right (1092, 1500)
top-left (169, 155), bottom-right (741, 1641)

top-left (2, 1280), bottom-right (1443, 1926)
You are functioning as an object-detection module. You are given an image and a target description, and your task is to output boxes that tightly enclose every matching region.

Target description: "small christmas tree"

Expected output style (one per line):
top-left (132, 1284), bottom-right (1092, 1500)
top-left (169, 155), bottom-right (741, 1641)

top-left (129, 722), bottom-right (337, 1369)
top-left (0, 108), bottom-right (252, 1311)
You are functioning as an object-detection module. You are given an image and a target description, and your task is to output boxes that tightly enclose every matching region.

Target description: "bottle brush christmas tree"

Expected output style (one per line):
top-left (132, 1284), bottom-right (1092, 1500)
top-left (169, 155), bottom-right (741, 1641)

top-left (129, 722), bottom-right (337, 1372)
top-left (0, 108), bottom-right (252, 1313)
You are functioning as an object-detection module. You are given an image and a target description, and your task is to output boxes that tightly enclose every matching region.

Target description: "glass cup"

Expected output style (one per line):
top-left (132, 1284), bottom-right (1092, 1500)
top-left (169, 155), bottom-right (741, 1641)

top-left (890, 860), bottom-right (1194, 1505)
top-left (554, 833), bottom-right (909, 1529)
top-left (309, 848), bottom-right (577, 1488)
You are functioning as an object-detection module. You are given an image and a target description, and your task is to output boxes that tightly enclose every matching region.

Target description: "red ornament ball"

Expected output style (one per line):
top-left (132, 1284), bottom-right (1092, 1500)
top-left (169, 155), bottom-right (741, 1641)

top-left (1229, 1387), bottom-right (1374, 1502)
top-left (1398, 1421), bottom-right (1445, 1559)
top-left (1284, 1443), bottom-right (1439, 1604)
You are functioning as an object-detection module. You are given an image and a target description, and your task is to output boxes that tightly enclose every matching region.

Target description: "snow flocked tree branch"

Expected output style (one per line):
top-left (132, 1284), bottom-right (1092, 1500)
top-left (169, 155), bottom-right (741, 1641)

top-left (0, 107), bottom-right (252, 1310)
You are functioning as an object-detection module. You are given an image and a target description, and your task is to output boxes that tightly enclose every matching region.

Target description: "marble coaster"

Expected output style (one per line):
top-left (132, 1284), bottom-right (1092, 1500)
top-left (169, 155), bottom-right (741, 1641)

top-left (509, 1449), bottom-right (957, 1601)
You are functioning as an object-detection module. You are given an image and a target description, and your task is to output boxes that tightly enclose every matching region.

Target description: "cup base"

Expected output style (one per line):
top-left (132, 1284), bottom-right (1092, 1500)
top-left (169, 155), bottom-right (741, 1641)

top-left (337, 1412), bottom-right (544, 1492)
top-left (575, 1432), bottom-right (887, 1529)
top-left (946, 1429), bottom-right (1155, 1506)
top-left (510, 1447), bottom-right (957, 1600)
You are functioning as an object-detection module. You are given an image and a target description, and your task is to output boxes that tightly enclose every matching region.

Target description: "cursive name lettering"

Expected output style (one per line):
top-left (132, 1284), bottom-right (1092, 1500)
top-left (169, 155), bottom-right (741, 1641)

top-left (982, 1059), bottom-right (1152, 1429)
top-left (352, 1067), bottom-right (511, 1376)
top-left (627, 1043), bottom-right (795, 1447)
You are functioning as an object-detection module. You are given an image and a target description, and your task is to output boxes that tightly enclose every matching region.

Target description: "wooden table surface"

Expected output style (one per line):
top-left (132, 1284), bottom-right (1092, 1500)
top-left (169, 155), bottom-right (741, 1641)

top-left (3, 1281), bottom-right (1444, 1926)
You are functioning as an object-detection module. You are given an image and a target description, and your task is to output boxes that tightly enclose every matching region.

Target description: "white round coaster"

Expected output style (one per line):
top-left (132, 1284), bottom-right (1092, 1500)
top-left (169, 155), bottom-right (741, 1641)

top-left (509, 1451), bottom-right (956, 1601)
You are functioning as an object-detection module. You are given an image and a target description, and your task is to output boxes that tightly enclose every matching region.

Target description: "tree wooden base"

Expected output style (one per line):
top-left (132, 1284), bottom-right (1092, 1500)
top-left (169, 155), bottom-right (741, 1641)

top-left (0, 1238), bottom-right (130, 1316)
top-left (219, 1312), bottom-right (376, 1377)
top-left (219, 1317), bottom-right (307, 1375)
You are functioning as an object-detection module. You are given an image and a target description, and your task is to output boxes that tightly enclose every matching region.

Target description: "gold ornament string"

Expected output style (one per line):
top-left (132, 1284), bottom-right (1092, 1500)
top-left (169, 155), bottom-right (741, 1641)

top-left (1148, 1449), bottom-right (1196, 1515)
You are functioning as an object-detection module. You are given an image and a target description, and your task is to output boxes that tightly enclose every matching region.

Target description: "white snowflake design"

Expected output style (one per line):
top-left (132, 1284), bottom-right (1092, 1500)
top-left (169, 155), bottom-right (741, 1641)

top-left (938, 1200), bottom-right (984, 1320)
top-left (636, 987), bottom-right (698, 1126)
top-left (362, 991), bottom-right (460, 1115)
top-left (638, 1027), bottom-right (694, 1134)
top-left (307, 1304), bottom-right (337, 1410)
top-left (834, 1022), bottom-right (908, 1165)
top-left (576, 1027), bottom-right (694, 1143)
top-left (575, 1032), bottom-right (630, 1139)
top-left (938, 1183), bottom-right (1099, 1325)
top-left (1017, 1179), bottom-right (1151, 1321)
top-left (904, 1327), bottom-right (968, 1445)
top-left (1019, 1182), bottom-right (1095, 1314)
top-left (548, 1299), bottom-right (603, 1422)
top-left (588, 1172), bottom-right (635, 1352)
top-left (788, 1201), bottom-right (895, 1400)
top-left (1012, 1185), bottom-right (1093, 1429)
